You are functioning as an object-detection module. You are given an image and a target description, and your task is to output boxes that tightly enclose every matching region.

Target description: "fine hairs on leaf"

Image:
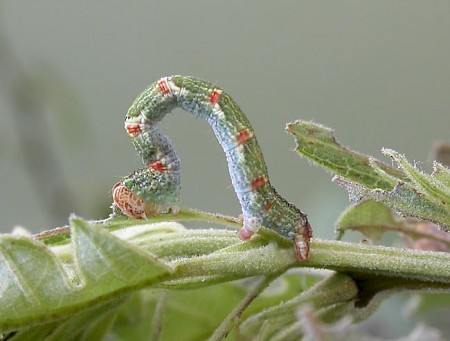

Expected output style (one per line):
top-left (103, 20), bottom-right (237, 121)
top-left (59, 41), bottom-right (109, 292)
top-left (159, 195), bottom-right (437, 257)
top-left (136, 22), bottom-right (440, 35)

top-left (287, 120), bottom-right (450, 232)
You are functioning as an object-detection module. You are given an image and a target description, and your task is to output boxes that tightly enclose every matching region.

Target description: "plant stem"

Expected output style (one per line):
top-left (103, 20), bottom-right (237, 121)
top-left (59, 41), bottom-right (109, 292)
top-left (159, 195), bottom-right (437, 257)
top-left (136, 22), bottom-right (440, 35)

top-left (149, 291), bottom-right (168, 341)
top-left (42, 210), bottom-right (450, 289)
top-left (208, 275), bottom-right (277, 341)
top-left (239, 273), bottom-right (358, 336)
top-left (154, 236), bottom-right (450, 288)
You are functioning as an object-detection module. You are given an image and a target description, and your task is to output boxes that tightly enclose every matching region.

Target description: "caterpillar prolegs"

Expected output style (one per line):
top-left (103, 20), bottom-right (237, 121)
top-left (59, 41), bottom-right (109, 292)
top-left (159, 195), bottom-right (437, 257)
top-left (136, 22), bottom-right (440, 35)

top-left (113, 76), bottom-right (312, 260)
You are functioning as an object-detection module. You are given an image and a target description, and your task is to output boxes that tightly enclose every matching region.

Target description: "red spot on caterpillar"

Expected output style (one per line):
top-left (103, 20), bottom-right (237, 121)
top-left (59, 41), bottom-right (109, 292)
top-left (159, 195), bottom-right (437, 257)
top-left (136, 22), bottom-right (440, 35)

top-left (112, 182), bottom-right (146, 219)
top-left (251, 175), bottom-right (266, 190)
top-left (209, 89), bottom-right (222, 105)
top-left (149, 160), bottom-right (167, 173)
top-left (264, 202), bottom-right (273, 212)
top-left (125, 123), bottom-right (141, 137)
top-left (236, 128), bottom-right (251, 145)
top-left (157, 78), bottom-right (172, 95)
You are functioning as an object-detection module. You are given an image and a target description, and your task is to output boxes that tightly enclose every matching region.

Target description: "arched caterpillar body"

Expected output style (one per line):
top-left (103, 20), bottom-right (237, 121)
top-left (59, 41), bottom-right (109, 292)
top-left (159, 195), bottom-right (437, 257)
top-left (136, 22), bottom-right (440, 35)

top-left (113, 76), bottom-right (312, 260)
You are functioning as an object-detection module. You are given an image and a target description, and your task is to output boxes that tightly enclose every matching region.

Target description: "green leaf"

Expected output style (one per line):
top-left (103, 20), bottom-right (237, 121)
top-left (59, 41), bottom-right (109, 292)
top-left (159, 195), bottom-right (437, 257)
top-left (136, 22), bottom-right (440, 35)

top-left (112, 285), bottom-right (246, 341)
top-left (336, 201), bottom-right (450, 251)
top-left (383, 148), bottom-right (450, 208)
top-left (286, 120), bottom-right (405, 190)
top-left (433, 161), bottom-right (450, 188)
top-left (335, 200), bottom-right (401, 241)
top-left (334, 176), bottom-right (450, 231)
top-left (72, 217), bottom-right (174, 288)
top-left (8, 299), bottom-right (124, 341)
top-left (0, 216), bottom-right (174, 333)
top-left (111, 273), bottom-right (320, 341)
top-left (286, 120), bottom-right (450, 231)
top-left (405, 293), bottom-right (450, 317)
top-left (239, 273), bottom-right (358, 340)
top-left (278, 305), bottom-right (444, 341)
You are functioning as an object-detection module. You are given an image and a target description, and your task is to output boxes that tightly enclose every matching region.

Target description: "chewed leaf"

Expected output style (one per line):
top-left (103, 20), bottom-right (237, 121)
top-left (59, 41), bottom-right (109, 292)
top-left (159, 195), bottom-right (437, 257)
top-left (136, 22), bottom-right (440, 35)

top-left (0, 217), bottom-right (174, 333)
top-left (335, 200), bottom-right (401, 241)
top-left (336, 201), bottom-right (450, 249)
top-left (287, 120), bottom-right (450, 231)
top-left (334, 177), bottom-right (450, 231)
top-left (432, 161), bottom-right (450, 189)
top-left (286, 120), bottom-right (406, 190)
top-left (385, 183), bottom-right (449, 225)
top-left (382, 148), bottom-right (450, 208)
top-left (71, 217), bottom-right (174, 289)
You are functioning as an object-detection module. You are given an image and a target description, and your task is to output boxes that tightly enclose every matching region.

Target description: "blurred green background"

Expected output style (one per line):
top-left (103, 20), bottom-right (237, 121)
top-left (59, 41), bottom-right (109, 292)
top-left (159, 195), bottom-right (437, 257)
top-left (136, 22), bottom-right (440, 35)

top-left (0, 1), bottom-right (449, 338)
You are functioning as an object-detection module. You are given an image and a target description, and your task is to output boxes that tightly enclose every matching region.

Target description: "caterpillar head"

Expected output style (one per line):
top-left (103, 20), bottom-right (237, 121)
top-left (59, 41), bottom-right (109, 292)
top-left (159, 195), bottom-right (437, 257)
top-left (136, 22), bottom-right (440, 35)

top-left (112, 167), bottom-right (180, 219)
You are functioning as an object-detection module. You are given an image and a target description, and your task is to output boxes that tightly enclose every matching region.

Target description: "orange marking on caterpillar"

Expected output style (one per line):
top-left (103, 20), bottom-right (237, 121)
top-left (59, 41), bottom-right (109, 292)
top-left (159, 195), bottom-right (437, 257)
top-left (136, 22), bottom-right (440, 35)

top-left (209, 89), bottom-right (222, 105)
top-left (236, 128), bottom-right (251, 145)
top-left (157, 78), bottom-right (172, 95)
top-left (264, 202), bottom-right (273, 212)
top-left (112, 182), bottom-right (146, 219)
top-left (125, 123), bottom-right (142, 137)
top-left (149, 160), bottom-right (167, 172)
top-left (251, 175), bottom-right (266, 190)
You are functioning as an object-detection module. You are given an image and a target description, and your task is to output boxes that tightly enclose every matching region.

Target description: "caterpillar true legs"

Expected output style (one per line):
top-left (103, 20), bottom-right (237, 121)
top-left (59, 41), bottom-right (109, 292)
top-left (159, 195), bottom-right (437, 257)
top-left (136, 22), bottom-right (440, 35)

top-left (113, 76), bottom-right (312, 260)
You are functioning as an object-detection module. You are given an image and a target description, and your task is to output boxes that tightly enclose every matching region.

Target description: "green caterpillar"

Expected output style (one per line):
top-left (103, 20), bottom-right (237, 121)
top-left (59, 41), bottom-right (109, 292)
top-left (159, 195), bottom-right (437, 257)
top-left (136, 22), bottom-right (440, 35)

top-left (113, 76), bottom-right (312, 260)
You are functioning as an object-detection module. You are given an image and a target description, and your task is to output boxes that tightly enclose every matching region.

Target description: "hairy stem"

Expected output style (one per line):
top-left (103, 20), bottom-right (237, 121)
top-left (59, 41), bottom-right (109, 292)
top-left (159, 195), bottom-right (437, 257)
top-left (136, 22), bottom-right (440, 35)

top-left (149, 291), bottom-right (168, 341)
top-left (208, 275), bottom-right (277, 341)
top-left (42, 210), bottom-right (450, 289)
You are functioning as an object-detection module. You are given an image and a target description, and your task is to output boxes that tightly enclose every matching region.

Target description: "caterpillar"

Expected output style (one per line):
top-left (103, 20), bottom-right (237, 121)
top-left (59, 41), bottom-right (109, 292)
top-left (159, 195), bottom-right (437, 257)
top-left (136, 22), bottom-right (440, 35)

top-left (113, 76), bottom-right (312, 260)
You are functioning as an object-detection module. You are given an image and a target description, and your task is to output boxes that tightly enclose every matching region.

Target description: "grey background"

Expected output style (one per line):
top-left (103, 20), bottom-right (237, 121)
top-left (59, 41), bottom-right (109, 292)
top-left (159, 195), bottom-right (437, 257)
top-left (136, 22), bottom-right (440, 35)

top-left (0, 1), bottom-right (449, 337)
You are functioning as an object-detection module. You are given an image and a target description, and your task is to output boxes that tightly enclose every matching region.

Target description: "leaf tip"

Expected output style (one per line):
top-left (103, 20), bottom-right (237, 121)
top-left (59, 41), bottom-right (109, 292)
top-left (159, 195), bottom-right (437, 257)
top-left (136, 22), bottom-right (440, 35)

top-left (69, 215), bottom-right (90, 229)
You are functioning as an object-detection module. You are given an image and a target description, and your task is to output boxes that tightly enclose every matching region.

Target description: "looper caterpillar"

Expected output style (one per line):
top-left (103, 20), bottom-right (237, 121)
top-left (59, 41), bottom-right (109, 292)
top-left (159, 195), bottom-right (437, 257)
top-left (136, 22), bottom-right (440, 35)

top-left (113, 76), bottom-right (312, 260)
